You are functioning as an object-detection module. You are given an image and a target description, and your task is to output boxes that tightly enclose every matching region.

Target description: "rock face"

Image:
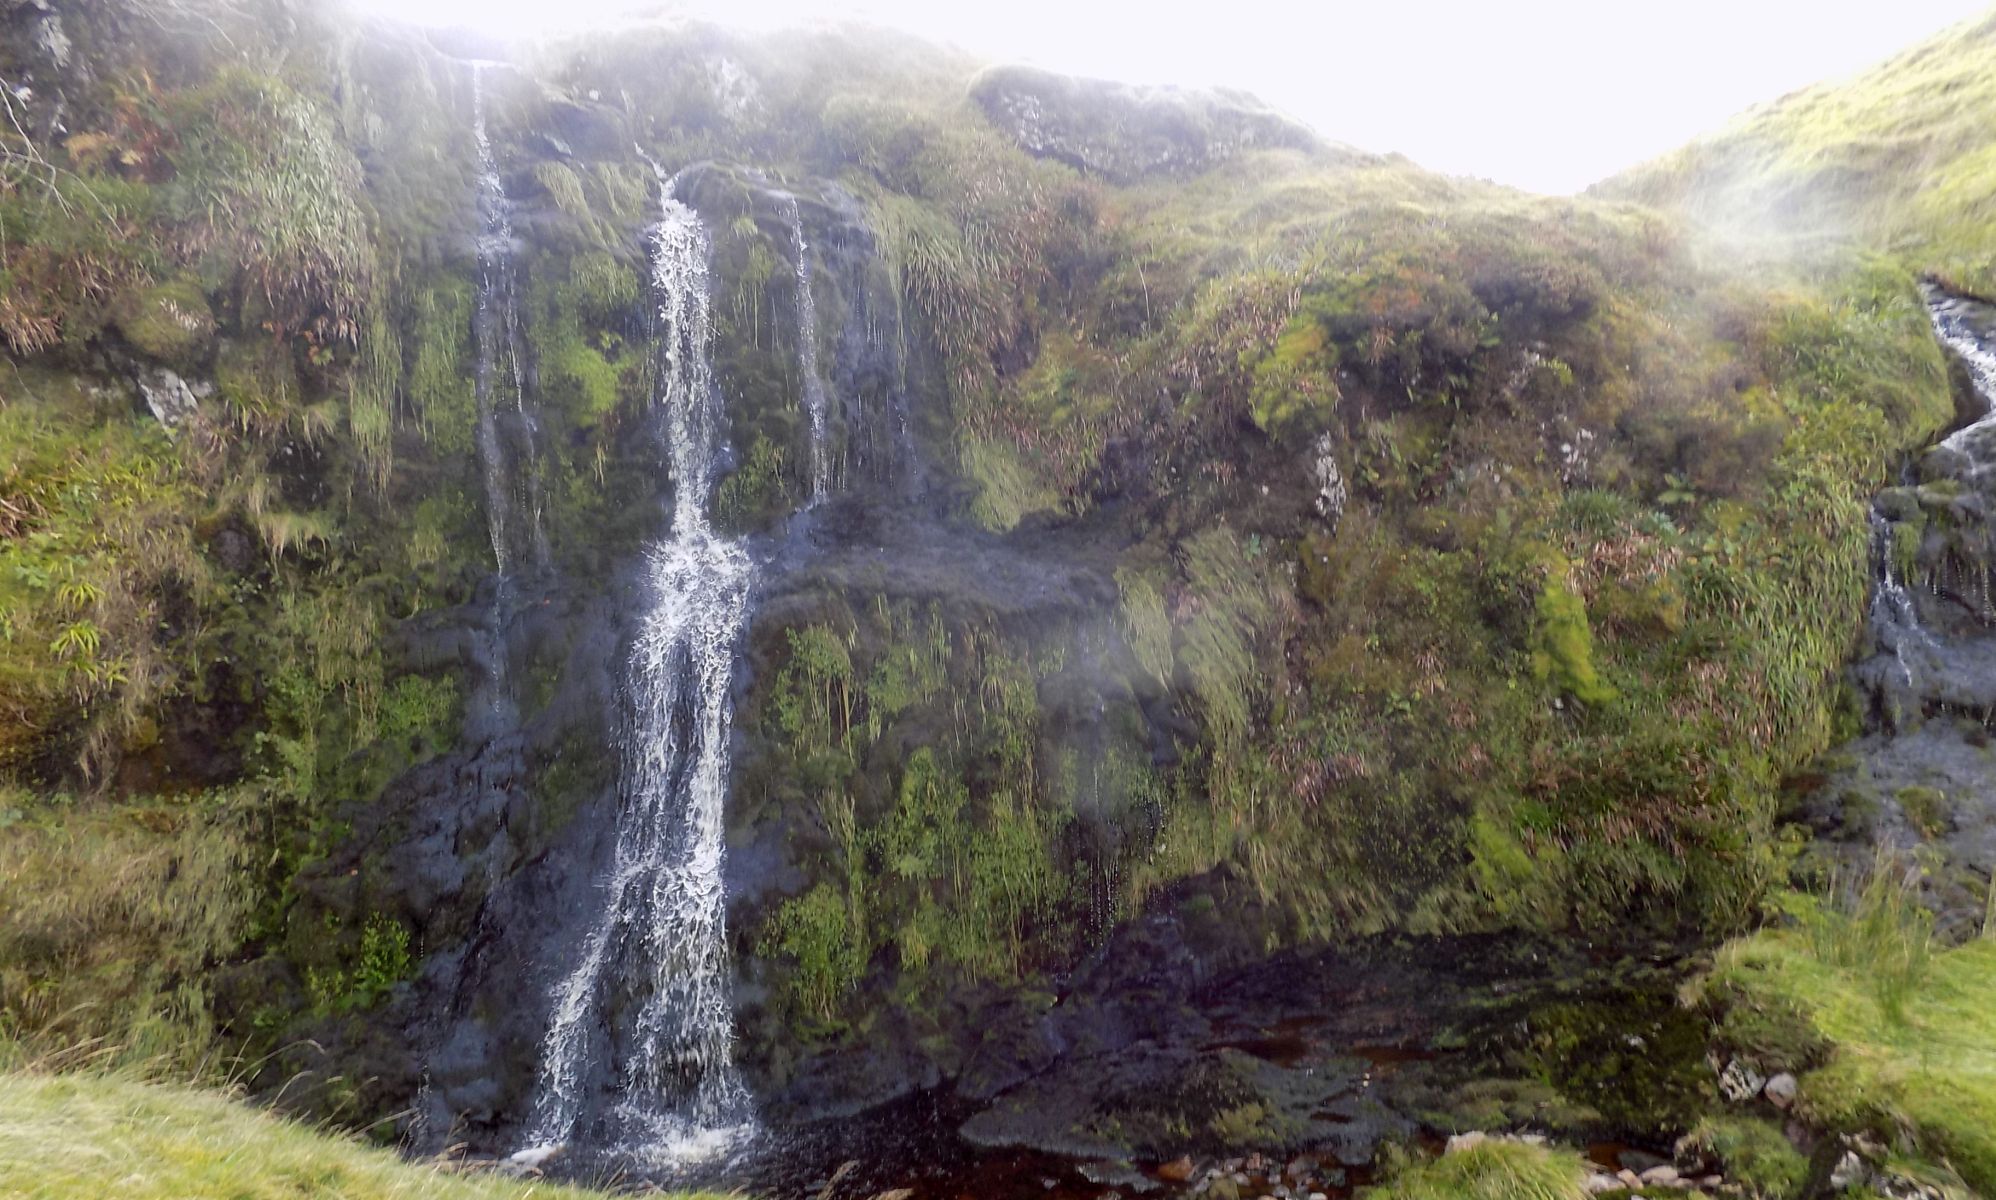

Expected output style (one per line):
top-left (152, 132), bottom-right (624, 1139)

top-left (135, 368), bottom-right (207, 431)
top-left (1310, 434), bottom-right (1346, 528)
top-left (969, 64), bottom-right (1326, 183)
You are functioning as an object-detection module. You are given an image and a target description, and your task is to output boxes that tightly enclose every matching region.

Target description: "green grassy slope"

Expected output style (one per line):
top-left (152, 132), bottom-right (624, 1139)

top-left (0, 1071), bottom-right (632, 1200)
top-left (1600, 9), bottom-right (1996, 292)
top-left (1699, 889), bottom-right (1996, 1194)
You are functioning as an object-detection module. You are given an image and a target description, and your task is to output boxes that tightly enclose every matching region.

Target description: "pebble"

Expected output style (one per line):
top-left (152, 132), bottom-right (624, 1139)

top-left (1445, 1131), bottom-right (1488, 1154)
top-left (1584, 1175), bottom-right (1622, 1196)
top-left (1641, 1165), bottom-right (1681, 1186)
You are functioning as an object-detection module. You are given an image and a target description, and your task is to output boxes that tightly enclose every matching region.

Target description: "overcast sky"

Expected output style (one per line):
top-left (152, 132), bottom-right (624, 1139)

top-left (345, 0), bottom-right (1992, 194)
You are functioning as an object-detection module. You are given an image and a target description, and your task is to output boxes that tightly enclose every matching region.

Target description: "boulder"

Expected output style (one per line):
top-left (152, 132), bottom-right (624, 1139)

top-left (1763, 1071), bottom-right (1798, 1109)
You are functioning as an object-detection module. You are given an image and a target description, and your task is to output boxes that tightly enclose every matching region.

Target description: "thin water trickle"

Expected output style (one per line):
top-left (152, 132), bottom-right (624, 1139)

top-left (470, 63), bottom-right (550, 578)
top-left (784, 196), bottom-right (833, 501)
top-left (519, 173), bottom-right (756, 1163)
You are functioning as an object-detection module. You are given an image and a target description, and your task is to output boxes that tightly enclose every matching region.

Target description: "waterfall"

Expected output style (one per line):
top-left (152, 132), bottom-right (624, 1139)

top-left (1932, 289), bottom-right (1996, 456)
top-left (518, 175), bottom-right (756, 1162)
top-left (470, 63), bottom-right (549, 578)
top-left (1867, 508), bottom-right (1941, 693)
top-left (784, 196), bottom-right (832, 501)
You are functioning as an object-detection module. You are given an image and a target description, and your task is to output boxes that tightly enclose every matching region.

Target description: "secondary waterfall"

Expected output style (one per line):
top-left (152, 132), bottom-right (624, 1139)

top-left (519, 177), bottom-right (756, 1160)
top-left (470, 63), bottom-right (549, 577)
top-left (784, 196), bottom-right (832, 501)
top-left (1933, 289), bottom-right (1996, 457)
top-left (1807, 286), bottom-right (1996, 939)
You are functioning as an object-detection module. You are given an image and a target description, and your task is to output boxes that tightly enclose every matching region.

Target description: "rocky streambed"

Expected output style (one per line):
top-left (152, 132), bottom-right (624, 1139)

top-left (517, 921), bottom-right (1723, 1199)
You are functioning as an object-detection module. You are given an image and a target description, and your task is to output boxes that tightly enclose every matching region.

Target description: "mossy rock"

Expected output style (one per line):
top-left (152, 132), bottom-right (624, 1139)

top-left (111, 276), bottom-right (216, 367)
top-left (1894, 785), bottom-right (1951, 838)
top-left (1530, 576), bottom-right (1617, 705)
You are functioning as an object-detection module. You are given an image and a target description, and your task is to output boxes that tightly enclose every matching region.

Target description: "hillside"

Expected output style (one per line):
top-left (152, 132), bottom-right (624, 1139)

top-left (2, 0), bottom-right (1994, 1195)
top-left (1601, 9), bottom-right (1996, 292)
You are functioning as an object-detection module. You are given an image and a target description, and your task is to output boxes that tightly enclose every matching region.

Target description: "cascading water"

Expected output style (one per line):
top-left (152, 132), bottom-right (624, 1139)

top-left (1865, 507), bottom-right (1945, 697)
top-left (518, 174), bottom-right (756, 1162)
top-left (1932, 288), bottom-right (1996, 458)
top-left (1806, 286), bottom-right (1996, 938)
top-left (470, 63), bottom-right (550, 578)
top-left (784, 195), bottom-right (832, 501)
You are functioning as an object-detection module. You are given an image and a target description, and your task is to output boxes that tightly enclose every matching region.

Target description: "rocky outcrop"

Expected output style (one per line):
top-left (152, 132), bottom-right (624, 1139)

top-left (969, 65), bottom-right (1326, 183)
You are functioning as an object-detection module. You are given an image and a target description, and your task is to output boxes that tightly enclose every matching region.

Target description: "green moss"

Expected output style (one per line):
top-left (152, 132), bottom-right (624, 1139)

top-left (550, 335), bottom-right (624, 421)
top-left (1247, 315), bottom-right (1337, 436)
top-left (1896, 785), bottom-right (1949, 839)
top-left (1512, 991), bottom-right (1712, 1138)
top-left (566, 251), bottom-right (641, 324)
top-left (1682, 1116), bottom-right (1808, 1198)
top-left (215, 336), bottom-right (301, 437)
top-left (1529, 575), bottom-right (1617, 705)
top-left (110, 275), bottom-right (215, 366)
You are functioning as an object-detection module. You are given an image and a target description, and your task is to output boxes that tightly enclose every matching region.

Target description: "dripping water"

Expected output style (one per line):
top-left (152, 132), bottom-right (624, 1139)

top-left (470, 63), bottom-right (550, 578)
top-left (783, 195), bottom-right (833, 502)
top-left (518, 169), bottom-right (756, 1164)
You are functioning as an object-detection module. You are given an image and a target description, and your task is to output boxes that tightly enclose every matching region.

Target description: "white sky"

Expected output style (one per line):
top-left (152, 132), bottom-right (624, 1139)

top-left (346, 0), bottom-right (1993, 194)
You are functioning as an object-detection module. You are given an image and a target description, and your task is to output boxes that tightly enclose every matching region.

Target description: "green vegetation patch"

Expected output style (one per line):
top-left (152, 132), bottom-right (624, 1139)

top-left (0, 793), bottom-right (254, 1074)
top-left (109, 275), bottom-right (215, 366)
top-left (1699, 885), bottom-right (1996, 1192)
top-left (1361, 1141), bottom-right (1586, 1200)
top-left (0, 1071), bottom-right (637, 1200)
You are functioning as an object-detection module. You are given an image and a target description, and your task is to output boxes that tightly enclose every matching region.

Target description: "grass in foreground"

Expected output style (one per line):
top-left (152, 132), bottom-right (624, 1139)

top-left (1360, 1141), bottom-right (1586, 1200)
top-left (0, 1071), bottom-right (625, 1200)
top-left (1702, 888), bottom-right (1996, 1193)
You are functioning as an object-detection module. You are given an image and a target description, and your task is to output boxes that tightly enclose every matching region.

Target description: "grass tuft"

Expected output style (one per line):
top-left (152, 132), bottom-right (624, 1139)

top-left (1361, 1141), bottom-right (1586, 1200)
